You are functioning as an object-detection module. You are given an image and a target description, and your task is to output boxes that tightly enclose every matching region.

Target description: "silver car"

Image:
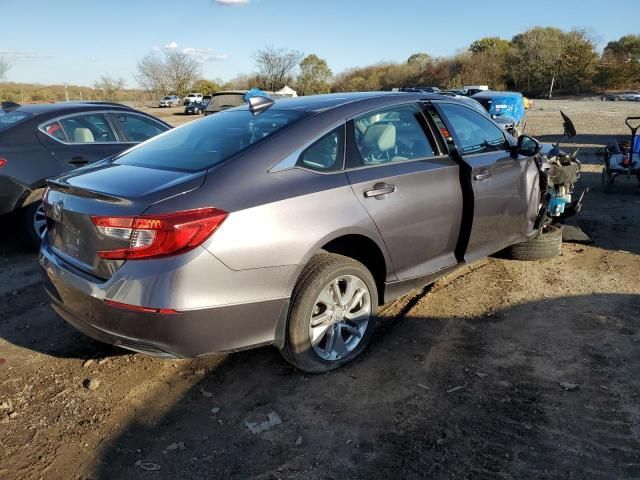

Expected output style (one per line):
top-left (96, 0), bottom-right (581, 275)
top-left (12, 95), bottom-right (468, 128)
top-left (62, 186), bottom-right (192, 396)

top-left (40, 92), bottom-right (551, 372)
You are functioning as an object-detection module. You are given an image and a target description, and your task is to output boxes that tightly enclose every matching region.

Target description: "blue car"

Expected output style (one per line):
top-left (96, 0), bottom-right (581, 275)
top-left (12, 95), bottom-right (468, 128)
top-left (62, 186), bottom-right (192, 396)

top-left (471, 91), bottom-right (526, 137)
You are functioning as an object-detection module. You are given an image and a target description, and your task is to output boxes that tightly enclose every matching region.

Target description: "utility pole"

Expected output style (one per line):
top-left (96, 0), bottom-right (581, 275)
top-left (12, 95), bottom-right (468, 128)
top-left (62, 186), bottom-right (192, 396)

top-left (64, 83), bottom-right (69, 102)
top-left (548, 76), bottom-right (555, 99)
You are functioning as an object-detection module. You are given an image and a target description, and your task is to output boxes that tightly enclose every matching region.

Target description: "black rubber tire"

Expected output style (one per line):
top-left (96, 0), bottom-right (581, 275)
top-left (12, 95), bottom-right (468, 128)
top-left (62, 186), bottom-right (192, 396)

top-left (279, 252), bottom-right (378, 373)
top-left (21, 201), bottom-right (44, 251)
top-left (507, 224), bottom-right (563, 261)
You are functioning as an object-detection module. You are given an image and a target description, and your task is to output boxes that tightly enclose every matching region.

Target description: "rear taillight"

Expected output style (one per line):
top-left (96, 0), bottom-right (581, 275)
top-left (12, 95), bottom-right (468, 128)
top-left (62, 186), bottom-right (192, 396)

top-left (0, 158), bottom-right (7, 169)
top-left (91, 208), bottom-right (228, 260)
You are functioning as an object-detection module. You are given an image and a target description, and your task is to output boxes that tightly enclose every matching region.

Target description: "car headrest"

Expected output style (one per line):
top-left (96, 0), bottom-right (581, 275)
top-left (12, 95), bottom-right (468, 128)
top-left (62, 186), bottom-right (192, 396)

top-left (74, 128), bottom-right (95, 143)
top-left (363, 124), bottom-right (396, 152)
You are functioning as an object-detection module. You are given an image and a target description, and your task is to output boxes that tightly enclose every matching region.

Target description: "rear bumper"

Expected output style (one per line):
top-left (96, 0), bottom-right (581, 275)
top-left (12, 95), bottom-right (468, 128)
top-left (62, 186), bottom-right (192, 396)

top-left (0, 176), bottom-right (27, 216)
top-left (39, 242), bottom-right (293, 358)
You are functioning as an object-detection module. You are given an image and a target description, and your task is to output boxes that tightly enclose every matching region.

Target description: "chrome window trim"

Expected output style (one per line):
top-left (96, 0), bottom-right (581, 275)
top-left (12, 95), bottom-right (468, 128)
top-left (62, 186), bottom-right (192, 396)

top-left (37, 110), bottom-right (167, 146)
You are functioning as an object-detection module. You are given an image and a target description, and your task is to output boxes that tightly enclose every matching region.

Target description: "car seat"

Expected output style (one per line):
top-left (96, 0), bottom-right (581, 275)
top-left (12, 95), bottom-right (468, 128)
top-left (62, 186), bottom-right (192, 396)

top-left (73, 128), bottom-right (95, 143)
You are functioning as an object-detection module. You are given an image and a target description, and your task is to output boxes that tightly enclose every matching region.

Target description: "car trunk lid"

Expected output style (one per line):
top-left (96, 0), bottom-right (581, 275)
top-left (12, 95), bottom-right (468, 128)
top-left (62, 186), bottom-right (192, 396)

top-left (44, 163), bottom-right (207, 279)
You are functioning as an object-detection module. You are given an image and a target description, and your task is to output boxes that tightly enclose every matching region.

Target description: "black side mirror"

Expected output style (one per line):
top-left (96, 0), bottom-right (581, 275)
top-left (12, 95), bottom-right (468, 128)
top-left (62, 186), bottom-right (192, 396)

top-left (512, 135), bottom-right (541, 158)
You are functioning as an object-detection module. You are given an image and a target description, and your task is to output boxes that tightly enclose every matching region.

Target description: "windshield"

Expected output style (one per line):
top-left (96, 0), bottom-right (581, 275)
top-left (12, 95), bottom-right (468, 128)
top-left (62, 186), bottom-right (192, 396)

top-left (0, 110), bottom-right (32, 133)
top-left (114, 109), bottom-right (307, 172)
top-left (208, 94), bottom-right (246, 110)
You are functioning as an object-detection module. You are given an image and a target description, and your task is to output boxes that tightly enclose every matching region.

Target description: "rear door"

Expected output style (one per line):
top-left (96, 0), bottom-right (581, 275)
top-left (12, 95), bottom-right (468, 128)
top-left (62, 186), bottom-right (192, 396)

top-left (38, 112), bottom-right (125, 170)
top-left (429, 102), bottom-right (535, 261)
top-left (345, 103), bottom-right (463, 281)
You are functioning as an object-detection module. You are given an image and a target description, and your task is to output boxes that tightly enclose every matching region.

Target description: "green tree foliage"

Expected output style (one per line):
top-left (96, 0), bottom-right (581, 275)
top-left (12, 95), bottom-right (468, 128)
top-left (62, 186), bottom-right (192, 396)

top-left (469, 37), bottom-right (510, 55)
top-left (296, 54), bottom-right (333, 95)
top-left (192, 79), bottom-right (222, 94)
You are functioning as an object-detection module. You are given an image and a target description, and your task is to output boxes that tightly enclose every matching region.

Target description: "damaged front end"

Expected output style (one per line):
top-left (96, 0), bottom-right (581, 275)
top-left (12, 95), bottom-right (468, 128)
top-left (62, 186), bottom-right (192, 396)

top-left (534, 111), bottom-right (588, 228)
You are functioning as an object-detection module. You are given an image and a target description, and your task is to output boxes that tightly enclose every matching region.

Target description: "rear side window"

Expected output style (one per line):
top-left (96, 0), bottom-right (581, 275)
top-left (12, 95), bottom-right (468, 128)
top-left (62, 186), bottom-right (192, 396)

top-left (0, 111), bottom-right (32, 133)
top-left (437, 103), bottom-right (507, 155)
top-left (297, 126), bottom-right (344, 172)
top-left (350, 104), bottom-right (436, 167)
top-left (114, 109), bottom-right (306, 172)
top-left (112, 113), bottom-right (167, 142)
top-left (59, 113), bottom-right (117, 143)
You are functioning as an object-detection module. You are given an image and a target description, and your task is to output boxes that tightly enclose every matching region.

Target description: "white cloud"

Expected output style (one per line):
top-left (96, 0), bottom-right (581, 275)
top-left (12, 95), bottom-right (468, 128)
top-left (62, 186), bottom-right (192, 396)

top-left (164, 41), bottom-right (178, 49)
top-left (182, 47), bottom-right (229, 63)
top-left (0, 48), bottom-right (52, 61)
top-left (214, 0), bottom-right (249, 5)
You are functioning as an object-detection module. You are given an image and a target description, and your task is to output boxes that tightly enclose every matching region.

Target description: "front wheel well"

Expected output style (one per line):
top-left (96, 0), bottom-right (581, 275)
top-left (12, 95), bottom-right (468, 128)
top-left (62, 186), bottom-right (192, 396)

top-left (320, 235), bottom-right (387, 304)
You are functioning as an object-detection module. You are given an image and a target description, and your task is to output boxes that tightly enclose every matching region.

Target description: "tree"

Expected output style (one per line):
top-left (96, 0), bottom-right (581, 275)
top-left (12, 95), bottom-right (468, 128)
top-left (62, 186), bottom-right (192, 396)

top-left (469, 37), bottom-right (510, 55)
top-left (135, 50), bottom-right (201, 97)
top-left (407, 53), bottom-right (432, 70)
top-left (192, 79), bottom-right (222, 94)
top-left (296, 54), bottom-right (332, 95)
top-left (0, 57), bottom-right (10, 81)
top-left (94, 75), bottom-right (126, 101)
top-left (253, 46), bottom-right (304, 91)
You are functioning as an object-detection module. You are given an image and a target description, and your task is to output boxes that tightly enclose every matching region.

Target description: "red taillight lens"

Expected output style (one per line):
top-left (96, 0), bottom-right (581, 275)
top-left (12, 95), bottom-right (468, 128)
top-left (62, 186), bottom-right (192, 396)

top-left (0, 158), bottom-right (7, 169)
top-left (92, 208), bottom-right (228, 260)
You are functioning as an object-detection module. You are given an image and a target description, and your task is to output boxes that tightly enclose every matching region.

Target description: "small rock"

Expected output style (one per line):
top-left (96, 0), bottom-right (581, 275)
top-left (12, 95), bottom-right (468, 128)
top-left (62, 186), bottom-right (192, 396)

top-left (346, 439), bottom-right (352, 445)
top-left (560, 381), bottom-right (579, 391)
top-left (135, 460), bottom-right (161, 471)
top-left (82, 359), bottom-right (94, 368)
top-left (497, 380), bottom-right (512, 388)
top-left (200, 387), bottom-right (213, 398)
top-left (166, 442), bottom-right (186, 451)
top-left (194, 368), bottom-right (206, 375)
top-left (244, 412), bottom-right (282, 434)
top-left (475, 372), bottom-right (488, 378)
top-left (8, 411), bottom-right (18, 419)
top-left (210, 407), bottom-right (220, 415)
top-left (97, 358), bottom-right (108, 365)
top-left (295, 436), bottom-right (303, 446)
top-left (83, 379), bottom-right (100, 391)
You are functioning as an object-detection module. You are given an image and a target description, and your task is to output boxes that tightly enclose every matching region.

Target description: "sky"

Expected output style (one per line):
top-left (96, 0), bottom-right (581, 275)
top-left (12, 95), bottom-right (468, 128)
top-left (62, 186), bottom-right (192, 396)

top-left (1, 0), bottom-right (639, 88)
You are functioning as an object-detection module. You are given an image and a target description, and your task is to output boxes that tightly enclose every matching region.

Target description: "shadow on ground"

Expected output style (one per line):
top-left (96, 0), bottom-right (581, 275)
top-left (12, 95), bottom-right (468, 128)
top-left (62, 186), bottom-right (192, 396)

top-left (93, 293), bottom-right (640, 480)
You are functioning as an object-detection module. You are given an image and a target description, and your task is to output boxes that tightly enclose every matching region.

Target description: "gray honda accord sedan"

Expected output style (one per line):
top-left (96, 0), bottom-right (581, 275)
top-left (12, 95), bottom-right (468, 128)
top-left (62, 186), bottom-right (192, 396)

top-left (40, 92), bottom-right (548, 372)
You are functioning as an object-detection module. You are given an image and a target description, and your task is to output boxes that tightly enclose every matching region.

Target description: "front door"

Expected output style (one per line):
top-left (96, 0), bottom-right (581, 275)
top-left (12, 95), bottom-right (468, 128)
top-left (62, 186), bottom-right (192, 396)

top-left (345, 103), bottom-right (463, 281)
top-left (430, 102), bottom-right (535, 262)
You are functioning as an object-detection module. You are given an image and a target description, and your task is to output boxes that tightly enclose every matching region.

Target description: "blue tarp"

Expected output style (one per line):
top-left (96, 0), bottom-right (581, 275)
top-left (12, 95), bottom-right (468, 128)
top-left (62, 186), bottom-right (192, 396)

top-left (244, 89), bottom-right (270, 102)
top-left (487, 95), bottom-right (525, 123)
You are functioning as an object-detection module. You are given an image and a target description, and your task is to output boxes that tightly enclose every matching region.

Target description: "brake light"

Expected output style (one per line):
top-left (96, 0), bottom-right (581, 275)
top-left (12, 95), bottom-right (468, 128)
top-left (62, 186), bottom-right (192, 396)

top-left (91, 208), bottom-right (228, 260)
top-left (104, 299), bottom-right (179, 315)
top-left (0, 158), bottom-right (6, 169)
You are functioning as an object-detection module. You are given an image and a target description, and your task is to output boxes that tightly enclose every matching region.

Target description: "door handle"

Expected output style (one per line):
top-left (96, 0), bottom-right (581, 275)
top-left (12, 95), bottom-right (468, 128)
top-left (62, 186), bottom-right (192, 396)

top-left (67, 156), bottom-right (88, 165)
top-left (364, 183), bottom-right (396, 198)
top-left (474, 171), bottom-right (492, 181)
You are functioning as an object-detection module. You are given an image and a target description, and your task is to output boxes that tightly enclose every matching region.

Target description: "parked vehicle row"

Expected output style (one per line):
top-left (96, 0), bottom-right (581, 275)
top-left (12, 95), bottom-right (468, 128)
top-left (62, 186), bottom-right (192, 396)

top-left (37, 92), bottom-right (583, 372)
top-left (602, 91), bottom-right (640, 102)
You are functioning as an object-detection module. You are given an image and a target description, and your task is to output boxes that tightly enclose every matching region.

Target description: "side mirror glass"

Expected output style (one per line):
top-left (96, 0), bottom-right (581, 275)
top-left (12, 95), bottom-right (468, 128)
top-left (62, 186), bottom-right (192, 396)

top-left (514, 135), bottom-right (541, 158)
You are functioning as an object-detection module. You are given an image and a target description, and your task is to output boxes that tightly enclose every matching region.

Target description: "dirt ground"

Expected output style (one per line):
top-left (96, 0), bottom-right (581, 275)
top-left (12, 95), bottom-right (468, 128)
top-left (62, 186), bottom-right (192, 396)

top-left (1, 100), bottom-right (640, 480)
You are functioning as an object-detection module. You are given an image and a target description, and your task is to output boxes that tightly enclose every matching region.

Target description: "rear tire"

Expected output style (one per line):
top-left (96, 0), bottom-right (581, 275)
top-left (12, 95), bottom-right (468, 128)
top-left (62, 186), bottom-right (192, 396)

top-left (507, 224), bottom-right (563, 261)
top-left (280, 253), bottom-right (378, 373)
top-left (21, 200), bottom-right (46, 250)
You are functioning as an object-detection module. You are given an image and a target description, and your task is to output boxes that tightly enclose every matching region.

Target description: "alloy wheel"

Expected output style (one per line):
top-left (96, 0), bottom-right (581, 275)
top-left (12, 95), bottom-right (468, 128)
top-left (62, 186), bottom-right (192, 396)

top-left (308, 274), bottom-right (371, 361)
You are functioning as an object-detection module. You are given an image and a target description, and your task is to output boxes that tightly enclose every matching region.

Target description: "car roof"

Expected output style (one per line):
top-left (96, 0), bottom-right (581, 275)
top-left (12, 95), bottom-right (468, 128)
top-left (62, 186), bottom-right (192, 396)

top-left (471, 90), bottom-right (523, 99)
top-left (9, 101), bottom-right (132, 115)
top-left (266, 91), bottom-right (448, 113)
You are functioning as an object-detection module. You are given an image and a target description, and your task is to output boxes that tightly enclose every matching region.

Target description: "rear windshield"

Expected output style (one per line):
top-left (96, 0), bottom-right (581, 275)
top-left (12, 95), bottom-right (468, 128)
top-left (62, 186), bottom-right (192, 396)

top-left (0, 110), bottom-right (32, 133)
top-left (208, 94), bottom-right (245, 110)
top-left (113, 109), bottom-right (306, 172)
